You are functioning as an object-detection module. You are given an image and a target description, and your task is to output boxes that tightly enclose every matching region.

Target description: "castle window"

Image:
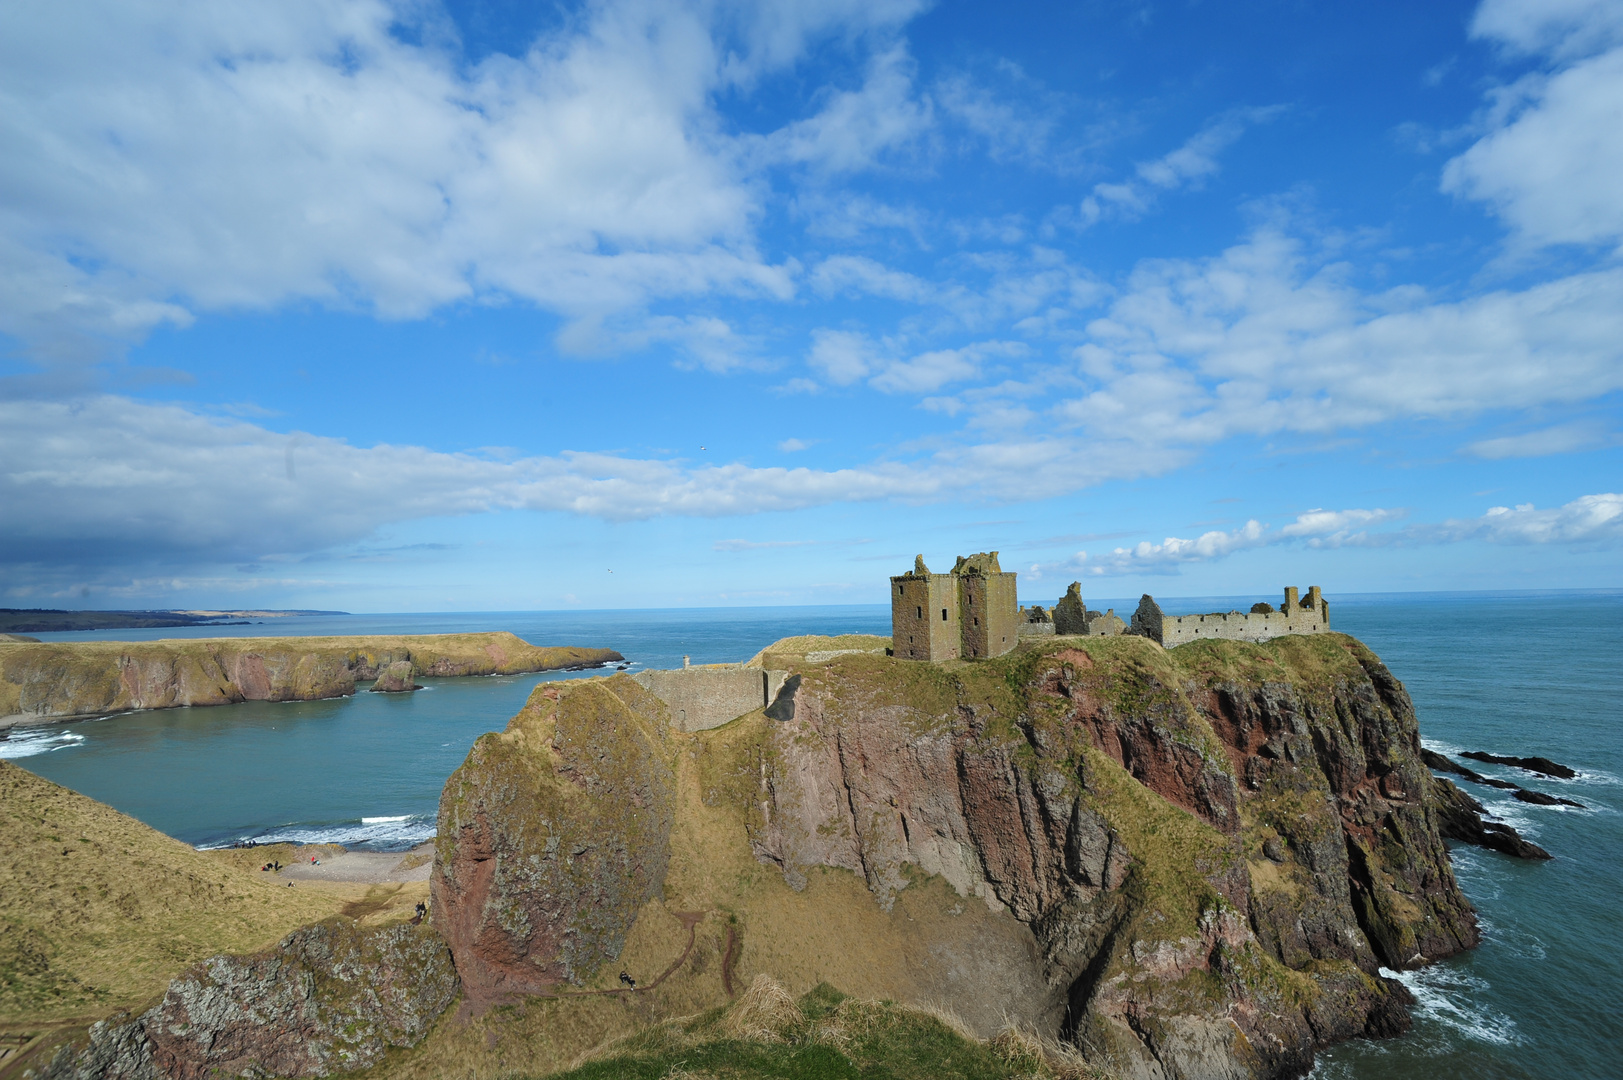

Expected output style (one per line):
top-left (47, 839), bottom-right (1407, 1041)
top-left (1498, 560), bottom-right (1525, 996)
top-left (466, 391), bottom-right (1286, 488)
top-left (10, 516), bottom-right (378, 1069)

top-left (917, 606), bottom-right (922, 619)
top-left (941, 608), bottom-right (948, 621)
top-left (973, 617), bottom-right (979, 626)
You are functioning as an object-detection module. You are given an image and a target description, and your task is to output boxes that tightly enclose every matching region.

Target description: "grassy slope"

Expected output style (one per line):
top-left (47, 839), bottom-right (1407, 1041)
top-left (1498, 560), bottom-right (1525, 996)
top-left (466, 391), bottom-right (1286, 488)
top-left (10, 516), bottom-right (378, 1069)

top-left (553, 979), bottom-right (1109, 1080)
top-left (0, 762), bottom-right (423, 1031)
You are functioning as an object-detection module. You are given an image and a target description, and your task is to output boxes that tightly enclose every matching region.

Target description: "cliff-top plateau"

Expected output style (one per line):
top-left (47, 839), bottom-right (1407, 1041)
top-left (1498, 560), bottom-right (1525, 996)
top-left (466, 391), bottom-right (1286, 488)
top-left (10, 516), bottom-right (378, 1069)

top-left (0, 633), bottom-right (623, 729)
top-left (6, 630), bottom-right (1531, 1080)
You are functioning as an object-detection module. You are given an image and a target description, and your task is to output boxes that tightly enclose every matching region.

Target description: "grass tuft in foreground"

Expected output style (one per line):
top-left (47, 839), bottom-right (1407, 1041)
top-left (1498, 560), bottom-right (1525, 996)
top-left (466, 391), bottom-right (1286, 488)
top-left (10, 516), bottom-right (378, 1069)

top-left (550, 976), bottom-right (1114, 1080)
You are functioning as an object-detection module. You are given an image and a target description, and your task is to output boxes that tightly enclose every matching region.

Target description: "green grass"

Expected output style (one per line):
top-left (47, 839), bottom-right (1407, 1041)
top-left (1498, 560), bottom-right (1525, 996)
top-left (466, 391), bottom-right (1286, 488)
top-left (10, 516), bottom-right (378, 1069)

top-left (548, 981), bottom-right (1090, 1080)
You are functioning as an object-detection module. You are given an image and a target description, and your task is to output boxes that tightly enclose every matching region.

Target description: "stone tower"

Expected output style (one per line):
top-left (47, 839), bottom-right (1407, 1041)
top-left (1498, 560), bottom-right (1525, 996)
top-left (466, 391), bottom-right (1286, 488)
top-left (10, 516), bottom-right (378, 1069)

top-left (891, 552), bottom-right (1019, 661)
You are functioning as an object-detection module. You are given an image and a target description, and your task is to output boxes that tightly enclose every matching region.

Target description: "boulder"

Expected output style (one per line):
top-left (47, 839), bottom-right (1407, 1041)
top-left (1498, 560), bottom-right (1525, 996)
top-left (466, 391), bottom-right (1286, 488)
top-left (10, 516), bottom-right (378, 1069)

top-left (370, 659), bottom-right (418, 693)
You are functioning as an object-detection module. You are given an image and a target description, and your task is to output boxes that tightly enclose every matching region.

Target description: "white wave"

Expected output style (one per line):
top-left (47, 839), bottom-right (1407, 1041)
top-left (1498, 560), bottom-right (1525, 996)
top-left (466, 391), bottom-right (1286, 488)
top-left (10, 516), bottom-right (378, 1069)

top-left (1381, 964), bottom-right (1518, 1045)
top-left (0, 728), bottom-right (86, 759)
top-left (219, 814), bottom-right (436, 852)
top-left (1420, 736), bottom-right (1465, 756)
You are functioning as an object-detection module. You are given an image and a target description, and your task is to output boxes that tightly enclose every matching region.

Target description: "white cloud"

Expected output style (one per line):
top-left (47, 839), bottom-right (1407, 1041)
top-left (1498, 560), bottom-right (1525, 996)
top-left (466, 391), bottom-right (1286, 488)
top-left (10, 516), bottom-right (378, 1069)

top-left (1096, 519), bottom-right (1268, 573)
top-left (1442, 51), bottom-right (1623, 249)
top-left (777, 438), bottom-right (813, 452)
top-left (1448, 493), bottom-right (1623, 544)
top-left (869, 341), bottom-right (1025, 394)
top-left (934, 71), bottom-right (1056, 165)
top-left (0, 394), bottom-right (1196, 581)
top-left (806, 331), bottom-right (1025, 394)
top-left (1471, 0), bottom-right (1623, 59)
top-left (810, 256), bottom-right (937, 302)
top-left (1464, 420), bottom-right (1616, 458)
top-left (0, 0), bottom-right (931, 365)
top-left (760, 43), bottom-right (931, 174)
top-left (807, 329), bottom-right (879, 385)
top-left (1053, 228), bottom-right (1623, 444)
top-left (1442, 0), bottom-right (1623, 249)
top-left (1043, 495), bottom-right (1620, 578)
top-left (1077, 108), bottom-right (1283, 227)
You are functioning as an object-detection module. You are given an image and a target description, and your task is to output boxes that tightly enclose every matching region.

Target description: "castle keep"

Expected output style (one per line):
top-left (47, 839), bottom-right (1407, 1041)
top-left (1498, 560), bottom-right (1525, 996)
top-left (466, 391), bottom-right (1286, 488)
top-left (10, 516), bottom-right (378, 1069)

top-left (892, 553), bottom-right (1329, 659)
top-left (891, 552), bottom-right (1019, 661)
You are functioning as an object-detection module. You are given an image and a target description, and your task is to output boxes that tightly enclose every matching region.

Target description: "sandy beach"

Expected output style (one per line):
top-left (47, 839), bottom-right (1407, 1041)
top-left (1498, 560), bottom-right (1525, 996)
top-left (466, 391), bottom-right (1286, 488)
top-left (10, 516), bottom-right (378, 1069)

top-left (269, 841), bottom-right (434, 884)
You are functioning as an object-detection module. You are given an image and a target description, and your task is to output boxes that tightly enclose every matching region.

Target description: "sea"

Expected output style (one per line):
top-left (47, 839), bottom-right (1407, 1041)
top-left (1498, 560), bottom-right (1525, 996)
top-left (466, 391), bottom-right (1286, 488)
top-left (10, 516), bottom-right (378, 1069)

top-left (3, 593), bottom-right (1618, 1080)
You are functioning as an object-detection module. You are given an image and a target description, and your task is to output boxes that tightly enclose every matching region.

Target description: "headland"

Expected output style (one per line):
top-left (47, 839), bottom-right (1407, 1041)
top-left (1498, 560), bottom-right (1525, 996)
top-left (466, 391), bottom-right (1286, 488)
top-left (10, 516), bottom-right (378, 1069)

top-left (3, 572), bottom-right (1567, 1080)
top-left (0, 632), bottom-right (623, 730)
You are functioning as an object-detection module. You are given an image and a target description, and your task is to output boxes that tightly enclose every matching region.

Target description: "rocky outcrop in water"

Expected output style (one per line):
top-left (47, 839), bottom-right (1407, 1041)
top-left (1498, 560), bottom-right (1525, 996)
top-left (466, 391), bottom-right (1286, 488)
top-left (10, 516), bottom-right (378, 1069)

top-left (1460, 751), bottom-right (1577, 779)
top-left (431, 676), bottom-right (675, 1010)
top-left (370, 659), bottom-right (420, 693)
top-left (31, 919), bottom-right (458, 1079)
top-left (0, 633), bottom-right (622, 726)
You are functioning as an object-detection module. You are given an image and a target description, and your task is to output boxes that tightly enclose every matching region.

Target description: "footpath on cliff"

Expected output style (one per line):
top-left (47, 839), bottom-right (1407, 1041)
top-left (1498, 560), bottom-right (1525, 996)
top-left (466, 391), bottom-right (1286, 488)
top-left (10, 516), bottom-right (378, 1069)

top-left (5, 629), bottom-right (1558, 1080)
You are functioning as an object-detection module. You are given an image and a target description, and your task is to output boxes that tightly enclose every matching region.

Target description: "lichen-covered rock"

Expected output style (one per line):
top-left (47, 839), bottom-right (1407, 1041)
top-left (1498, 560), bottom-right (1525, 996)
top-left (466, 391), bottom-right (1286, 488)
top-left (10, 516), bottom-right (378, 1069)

top-left (431, 675), bottom-right (676, 1009)
top-left (370, 659), bottom-right (419, 693)
top-left (31, 919), bottom-right (457, 1080)
top-left (728, 634), bottom-right (1480, 1080)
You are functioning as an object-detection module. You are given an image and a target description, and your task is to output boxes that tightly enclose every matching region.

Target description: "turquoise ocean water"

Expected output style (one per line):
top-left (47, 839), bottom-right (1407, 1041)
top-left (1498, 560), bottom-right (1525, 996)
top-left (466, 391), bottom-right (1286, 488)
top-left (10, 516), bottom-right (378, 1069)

top-left (4, 593), bottom-right (1618, 1079)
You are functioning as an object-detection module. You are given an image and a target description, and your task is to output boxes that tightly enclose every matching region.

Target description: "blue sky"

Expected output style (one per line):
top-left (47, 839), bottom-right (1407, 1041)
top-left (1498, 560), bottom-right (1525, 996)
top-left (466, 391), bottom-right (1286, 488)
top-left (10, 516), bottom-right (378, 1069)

top-left (1, 0), bottom-right (1619, 612)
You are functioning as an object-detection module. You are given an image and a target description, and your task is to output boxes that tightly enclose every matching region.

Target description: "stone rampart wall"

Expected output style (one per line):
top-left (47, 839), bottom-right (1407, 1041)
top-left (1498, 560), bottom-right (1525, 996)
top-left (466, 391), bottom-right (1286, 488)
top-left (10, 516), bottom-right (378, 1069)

top-left (1158, 607), bottom-right (1328, 646)
top-left (631, 666), bottom-right (790, 732)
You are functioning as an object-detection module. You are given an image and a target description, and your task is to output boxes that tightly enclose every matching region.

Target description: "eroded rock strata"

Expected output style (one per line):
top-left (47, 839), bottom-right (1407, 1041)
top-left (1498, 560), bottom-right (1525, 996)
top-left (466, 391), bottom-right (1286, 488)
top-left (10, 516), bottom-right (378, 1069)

top-left (33, 919), bottom-right (458, 1080)
top-left (432, 633), bottom-right (1500, 1080)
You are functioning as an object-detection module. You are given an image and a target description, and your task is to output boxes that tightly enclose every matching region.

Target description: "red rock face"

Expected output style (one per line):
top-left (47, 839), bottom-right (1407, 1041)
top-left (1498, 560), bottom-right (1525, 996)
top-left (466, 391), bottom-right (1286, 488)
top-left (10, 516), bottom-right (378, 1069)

top-left (745, 635), bottom-right (1480, 1080)
top-left (431, 677), bottom-right (675, 1011)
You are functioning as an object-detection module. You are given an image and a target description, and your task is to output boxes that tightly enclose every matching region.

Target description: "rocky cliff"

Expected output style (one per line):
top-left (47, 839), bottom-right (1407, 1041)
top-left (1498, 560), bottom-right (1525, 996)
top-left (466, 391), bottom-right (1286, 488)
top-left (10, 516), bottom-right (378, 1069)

top-left (0, 633), bottom-right (621, 727)
top-left (29, 919), bottom-right (458, 1080)
top-left (429, 632), bottom-right (1509, 1080)
top-left (431, 678), bottom-right (675, 1008)
top-left (421, 636), bottom-right (1519, 1071)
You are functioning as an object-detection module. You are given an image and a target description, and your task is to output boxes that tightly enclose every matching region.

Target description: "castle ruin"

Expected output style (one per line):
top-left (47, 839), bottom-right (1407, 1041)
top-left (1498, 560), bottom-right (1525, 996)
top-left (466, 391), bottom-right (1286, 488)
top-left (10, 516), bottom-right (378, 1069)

top-left (890, 552), bottom-right (1019, 661)
top-left (892, 553), bottom-right (1329, 659)
top-left (1129, 586), bottom-right (1330, 646)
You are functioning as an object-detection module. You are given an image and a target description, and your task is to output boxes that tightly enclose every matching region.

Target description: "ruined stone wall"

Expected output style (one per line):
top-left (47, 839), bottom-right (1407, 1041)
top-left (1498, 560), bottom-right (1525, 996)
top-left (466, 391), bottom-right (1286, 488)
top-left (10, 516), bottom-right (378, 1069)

top-left (1083, 610), bottom-right (1126, 636)
top-left (631, 666), bottom-right (789, 731)
top-left (1140, 587), bottom-right (1331, 647)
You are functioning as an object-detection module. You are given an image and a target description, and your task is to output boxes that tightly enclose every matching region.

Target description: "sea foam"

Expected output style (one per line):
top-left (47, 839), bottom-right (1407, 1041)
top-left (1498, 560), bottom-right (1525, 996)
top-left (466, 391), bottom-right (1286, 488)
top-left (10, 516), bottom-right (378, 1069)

top-left (0, 728), bottom-right (86, 760)
top-left (1380, 965), bottom-right (1518, 1046)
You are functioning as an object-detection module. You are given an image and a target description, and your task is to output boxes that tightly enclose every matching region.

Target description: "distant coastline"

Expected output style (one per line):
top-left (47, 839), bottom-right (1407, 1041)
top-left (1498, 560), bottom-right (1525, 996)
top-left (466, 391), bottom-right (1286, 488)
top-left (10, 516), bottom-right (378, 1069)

top-left (0, 607), bottom-right (348, 634)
